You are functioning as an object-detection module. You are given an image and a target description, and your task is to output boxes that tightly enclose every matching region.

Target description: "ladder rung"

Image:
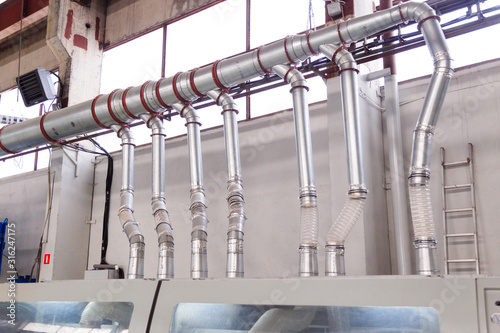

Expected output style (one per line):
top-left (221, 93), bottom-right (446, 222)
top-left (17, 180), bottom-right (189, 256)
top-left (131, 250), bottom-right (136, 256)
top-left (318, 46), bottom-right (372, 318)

top-left (445, 208), bottom-right (473, 213)
top-left (447, 259), bottom-right (477, 263)
top-left (444, 184), bottom-right (472, 190)
top-left (443, 160), bottom-right (469, 167)
top-left (446, 233), bottom-right (475, 238)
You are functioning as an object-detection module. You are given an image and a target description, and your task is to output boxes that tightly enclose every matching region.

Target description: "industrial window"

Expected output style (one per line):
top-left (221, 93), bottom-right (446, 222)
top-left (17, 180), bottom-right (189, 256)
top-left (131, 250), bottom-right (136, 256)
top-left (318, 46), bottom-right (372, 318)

top-left (0, 87), bottom-right (56, 178)
top-left (169, 303), bottom-right (440, 332)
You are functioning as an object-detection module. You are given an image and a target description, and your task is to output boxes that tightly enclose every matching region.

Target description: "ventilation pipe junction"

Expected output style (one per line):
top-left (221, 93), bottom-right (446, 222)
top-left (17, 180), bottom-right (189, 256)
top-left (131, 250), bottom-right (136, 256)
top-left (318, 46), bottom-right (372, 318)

top-left (320, 44), bottom-right (367, 276)
top-left (272, 65), bottom-right (319, 277)
top-left (0, 1), bottom-right (452, 277)
top-left (139, 114), bottom-right (174, 279)
top-left (110, 125), bottom-right (145, 279)
top-left (207, 90), bottom-right (246, 278)
top-left (172, 103), bottom-right (209, 279)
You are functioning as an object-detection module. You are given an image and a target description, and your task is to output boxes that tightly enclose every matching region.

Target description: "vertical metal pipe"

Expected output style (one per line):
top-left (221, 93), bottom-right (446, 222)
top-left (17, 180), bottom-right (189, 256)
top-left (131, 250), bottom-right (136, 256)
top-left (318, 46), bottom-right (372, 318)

top-left (384, 75), bottom-right (412, 275)
top-left (172, 103), bottom-right (208, 279)
top-left (320, 44), bottom-right (367, 276)
top-left (110, 125), bottom-right (145, 279)
top-left (207, 90), bottom-right (246, 278)
top-left (140, 115), bottom-right (174, 280)
top-left (408, 18), bottom-right (454, 275)
top-left (272, 65), bottom-right (318, 277)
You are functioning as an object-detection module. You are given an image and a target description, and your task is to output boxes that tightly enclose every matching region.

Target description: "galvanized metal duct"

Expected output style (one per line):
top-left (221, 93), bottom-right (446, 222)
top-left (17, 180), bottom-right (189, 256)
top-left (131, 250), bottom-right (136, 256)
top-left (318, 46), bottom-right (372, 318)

top-left (206, 90), bottom-right (246, 278)
top-left (139, 114), bottom-right (174, 280)
top-left (172, 103), bottom-right (209, 279)
top-left (272, 65), bottom-right (319, 277)
top-left (319, 44), bottom-right (367, 276)
top-left (0, 1), bottom-right (451, 276)
top-left (110, 125), bottom-right (145, 279)
top-left (408, 12), bottom-right (454, 275)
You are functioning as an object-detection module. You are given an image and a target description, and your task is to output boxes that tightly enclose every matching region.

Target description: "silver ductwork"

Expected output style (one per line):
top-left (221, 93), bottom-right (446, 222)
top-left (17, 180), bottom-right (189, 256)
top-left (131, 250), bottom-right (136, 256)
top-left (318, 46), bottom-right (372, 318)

top-left (139, 114), bottom-right (174, 280)
top-left (207, 90), bottom-right (246, 278)
top-left (172, 103), bottom-right (209, 280)
top-left (408, 15), bottom-right (453, 275)
top-left (0, 1), bottom-right (452, 276)
top-left (249, 307), bottom-right (317, 332)
top-left (110, 125), bottom-right (145, 279)
top-left (272, 65), bottom-right (319, 277)
top-left (320, 45), bottom-right (367, 276)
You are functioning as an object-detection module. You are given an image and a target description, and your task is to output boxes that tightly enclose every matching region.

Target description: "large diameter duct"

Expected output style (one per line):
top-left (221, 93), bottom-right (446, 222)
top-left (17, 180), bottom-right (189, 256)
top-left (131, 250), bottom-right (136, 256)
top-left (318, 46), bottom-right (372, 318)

top-left (206, 90), bottom-right (246, 278)
top-left (139, 115), bottom-right (174, 279)
top-left (0, 1), bottom-right (449, 159)
top-left (320, 45), bottom-right (367, 276)
top-left (110, 125), bottom-right (145, 279)
top-left (408, 17), bottom-right (453, 275)
top-left (172, 103), bottom-right (209, 279)
top-left (249, 307), bottom-right (317, 332)
top-left (272, 65), bottom-right (319, 277)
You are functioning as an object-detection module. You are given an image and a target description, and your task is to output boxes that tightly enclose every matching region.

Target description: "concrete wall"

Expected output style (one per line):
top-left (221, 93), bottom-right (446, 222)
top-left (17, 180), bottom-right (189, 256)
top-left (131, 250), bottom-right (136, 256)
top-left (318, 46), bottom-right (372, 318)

top-left (398, 58), bottom-right (500, 275)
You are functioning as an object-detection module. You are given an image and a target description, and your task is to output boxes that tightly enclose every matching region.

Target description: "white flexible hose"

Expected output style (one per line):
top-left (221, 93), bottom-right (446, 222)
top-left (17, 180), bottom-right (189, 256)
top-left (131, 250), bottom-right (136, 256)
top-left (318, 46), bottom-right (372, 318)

top-left (409, 184), bottom-right (436, 240)
top-left (327, 197), bottom-right (366, 245)
top-left (299, 204), bottom-right (319, 246)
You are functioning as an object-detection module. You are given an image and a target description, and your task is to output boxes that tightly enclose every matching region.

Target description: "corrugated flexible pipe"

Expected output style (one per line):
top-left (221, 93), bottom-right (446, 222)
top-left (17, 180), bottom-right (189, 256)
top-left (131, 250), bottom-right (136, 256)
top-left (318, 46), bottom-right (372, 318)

top-left (206, 90), bottom-right (246, 278)
top-left (139, 114), bottom-right (174, 280)
top-left (110, 125), bottom-right (145, 279)
top-left (172, 103), bottom-right (209, 279)
top-left (272, 65), bottom-right (319, 277)
top-left (319, 44), bottom-right (367, 276)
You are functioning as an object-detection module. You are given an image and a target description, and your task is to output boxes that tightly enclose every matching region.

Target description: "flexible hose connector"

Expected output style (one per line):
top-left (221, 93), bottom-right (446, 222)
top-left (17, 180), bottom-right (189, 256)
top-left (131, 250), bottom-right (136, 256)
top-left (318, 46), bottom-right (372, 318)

top-left (326, 196), bottom-right (366, 245)
top-left (226, 178), bottom-right (245, 278)
top-left (190, 190), bottom-right (208, 279)
top-left (299, 187), bottom-right (319, 276)
top-left (409, 183), bottom-right (436, 240)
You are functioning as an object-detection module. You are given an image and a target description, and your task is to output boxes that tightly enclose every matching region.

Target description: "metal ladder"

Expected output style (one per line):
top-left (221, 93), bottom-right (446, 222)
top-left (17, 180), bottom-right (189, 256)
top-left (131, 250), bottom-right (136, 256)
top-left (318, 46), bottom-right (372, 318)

top-left (440, 143), bottom-right (480, 274)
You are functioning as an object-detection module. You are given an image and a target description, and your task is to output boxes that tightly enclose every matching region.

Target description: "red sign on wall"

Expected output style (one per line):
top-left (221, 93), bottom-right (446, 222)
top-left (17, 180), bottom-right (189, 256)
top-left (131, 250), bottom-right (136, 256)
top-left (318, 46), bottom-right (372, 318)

top-left (44, 254), bottom-right (51, 265)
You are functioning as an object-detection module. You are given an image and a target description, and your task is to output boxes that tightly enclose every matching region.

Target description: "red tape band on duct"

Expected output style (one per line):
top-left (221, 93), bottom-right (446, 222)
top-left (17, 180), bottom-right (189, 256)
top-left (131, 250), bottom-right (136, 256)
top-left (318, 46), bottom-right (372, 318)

top-left (172, 72), bottom-right (190, 104)
top-left (417, 15), bottom-right (441, 32)
top-left (0, 126), bottom-right (18, 154)
top-left (91, 94), bottom-right (108, 129)
top-left (332, 45), bottom-right (347, 63)
top-left (121, 87), bottom-right (140, 119)
top-left (215, 91), bottom-right (226, 106)
top-left (212, 60), bottom-right (228, 91)
top-left (155, 78), bottom-right (171, 109)
top-left (337, 22), bottom-right (347, 46)
top-left (398, 3), bottom-right (408, 25)
top-left (256, 46), bottom-right (271, 75)
top-left (116, 126), bottom-right (134, 144)
top-left (189, 68), bottom-right (205, 98)
top-left (338, 67), bottom-right (360, 75)
top-left (306, 30), bottom-right (318, 55)
top-left (107, 89), bottom-right (128, 126)
top-left (290, 85), bottom-right (310, 93)
top-left (140, 81), bottom-right (160, 115)
top-left (283, 36), bottom-right (296, 65)
top-left (221, 108), bottom-right (239, 115)
top-left (39, 112), bottom-right (60, 144)
top-left (146, 115), bottom-right (163, 130)
top-left (283, 66), bottom-right (296, 83)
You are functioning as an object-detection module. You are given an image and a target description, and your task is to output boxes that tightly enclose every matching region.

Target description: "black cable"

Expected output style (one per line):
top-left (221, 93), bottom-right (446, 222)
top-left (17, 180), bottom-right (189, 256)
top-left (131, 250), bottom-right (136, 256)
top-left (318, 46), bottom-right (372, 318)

top-left (86, 137), bottom-right (114, 265)
top-left (49, 70), bottom-right (64, 110)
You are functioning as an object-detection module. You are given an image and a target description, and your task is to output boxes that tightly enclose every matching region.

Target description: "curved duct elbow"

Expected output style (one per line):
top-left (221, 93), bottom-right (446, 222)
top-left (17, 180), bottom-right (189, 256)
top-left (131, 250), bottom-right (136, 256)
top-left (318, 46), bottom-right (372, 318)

top-left (327, 196), bottom-right (366, 246)
top-left (154, 208), bottom-right (174, 279)
top-left (249, 307), bottom-right (317, 332)
top-left (80, 302), bottom-right (133, 329)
